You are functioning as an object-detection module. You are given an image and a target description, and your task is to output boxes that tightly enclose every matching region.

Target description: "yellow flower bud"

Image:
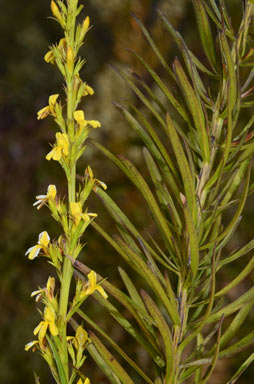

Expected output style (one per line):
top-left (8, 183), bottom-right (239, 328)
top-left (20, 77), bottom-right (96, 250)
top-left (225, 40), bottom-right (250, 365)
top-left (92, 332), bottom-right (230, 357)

top-left (44, 50), bottom-right (55, 64)
top-left (80, 16), bottom-right (90, 40)
top-left (66, 46), bottom-right (74, 74)
top-left (51, 1), bottom-right (65, 27)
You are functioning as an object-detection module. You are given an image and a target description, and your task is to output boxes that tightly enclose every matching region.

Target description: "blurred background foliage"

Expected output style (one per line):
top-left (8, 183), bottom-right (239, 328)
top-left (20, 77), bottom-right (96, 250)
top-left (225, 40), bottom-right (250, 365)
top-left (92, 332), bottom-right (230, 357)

top-left (0, 0), bottom-right (253, 383)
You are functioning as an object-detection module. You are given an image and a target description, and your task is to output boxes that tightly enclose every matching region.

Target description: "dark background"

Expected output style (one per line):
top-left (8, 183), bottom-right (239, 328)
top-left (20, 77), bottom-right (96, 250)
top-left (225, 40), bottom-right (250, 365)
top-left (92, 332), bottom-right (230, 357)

top-left (0, 0), bottom-right (253, 383)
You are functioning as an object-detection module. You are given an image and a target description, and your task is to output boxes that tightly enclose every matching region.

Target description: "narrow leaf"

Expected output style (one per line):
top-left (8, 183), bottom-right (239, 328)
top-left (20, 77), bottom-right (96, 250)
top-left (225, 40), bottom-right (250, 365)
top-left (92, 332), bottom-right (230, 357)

top-left (88, 331), bottom-right (135, 384)
top-left (192, 0), bottom-right (217, 70)
top-left (173, 58), bottom-right (210, 162)
top-left (166, 113), bottom-right (197, 221)
top-left (141, 290), bottom-right (174, 384)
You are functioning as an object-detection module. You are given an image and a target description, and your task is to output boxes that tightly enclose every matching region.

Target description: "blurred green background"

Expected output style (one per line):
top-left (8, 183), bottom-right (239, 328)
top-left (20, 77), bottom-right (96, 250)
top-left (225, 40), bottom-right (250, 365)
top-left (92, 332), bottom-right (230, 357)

top-left (0, 0), bottom-right (253, 383)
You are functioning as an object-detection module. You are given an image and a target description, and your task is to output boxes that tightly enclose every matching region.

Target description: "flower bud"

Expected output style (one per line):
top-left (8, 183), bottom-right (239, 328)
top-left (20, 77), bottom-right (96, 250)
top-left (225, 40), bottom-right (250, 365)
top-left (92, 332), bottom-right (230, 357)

top-left (51, 1), bottom-right (65, 28)
top-left (66, 46), bottom-right (74, 74)
top-left (80, 16), bottom-right (90, 41)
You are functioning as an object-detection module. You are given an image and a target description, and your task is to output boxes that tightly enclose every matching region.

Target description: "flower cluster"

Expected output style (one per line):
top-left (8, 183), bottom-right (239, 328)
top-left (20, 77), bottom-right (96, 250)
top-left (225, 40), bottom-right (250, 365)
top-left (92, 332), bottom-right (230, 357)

top-left (25, 1), bottom-right (108, 383)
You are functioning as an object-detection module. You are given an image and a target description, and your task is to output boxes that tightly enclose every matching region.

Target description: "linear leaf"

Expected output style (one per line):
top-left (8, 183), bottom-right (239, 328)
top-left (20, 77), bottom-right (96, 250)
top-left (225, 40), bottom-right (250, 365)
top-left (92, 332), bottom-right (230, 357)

top-left (215, 256), bottom-right (254, 297)
top-left (141, 290), bottom-right (174, 384)
top-left (225, 352), bottom-right (254, 384)
top-left (128, 50), bottom-right (190, 123)
top-left (220, 29), bottom-right (237, 112)
top-left (79, 311), bottom-right (153, 384)
top-left (201, 164), bottom-right (251, 250)
top-left (158, 8), bottom-right (216, 78)
top-left (181, 193), bottom-right (199, 277)
top-left (219, 303), bottom-right (253, 350)
top-left (143, 147), bottom-right (182, 231)
top-left (173, 58), bottom-right (210, 162)
top-left (87, 343), bottom-right (122, 384)
top-left (46, 336), bottom-right (67, 384)
top-left (192, 0), bottom-right (217, 70)
top-left (220, 330), bottom-right (254, 358)
top-left (207, 287), bottom-right (254, 324)
top-left (131, 13), bottom-right (176, 81)
top-left (111, 65), bottom-right (166, 129)
top-left (166, 113), bottom-right (197, 221)
top-left (92, 141), bottom-right (174, 248)
top-left (88, 331), bottom-right (135, 384)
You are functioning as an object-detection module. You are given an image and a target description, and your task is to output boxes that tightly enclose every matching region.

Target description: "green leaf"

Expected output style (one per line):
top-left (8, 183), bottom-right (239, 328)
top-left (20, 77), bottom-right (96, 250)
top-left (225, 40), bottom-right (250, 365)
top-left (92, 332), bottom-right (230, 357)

top-left (158, 8), bottom-right (217, 78)
top-left (173, 58), bottom-right (210, 162)
top-left (225, 352), bottom-right (254, 384)
top-left (201, 163), bottom-right (251, 250)
top-left (192, 0), bottom-right (217, 70)
top-left (87, 343), bottom-right (122, 384)
top-left (219, 303), bottom-right (253, 350)
top-left (93, 141), bottom-right (174, 249)
top-left (79, 311), bottom-right (153, 384)
top-left (219, 238), bottom-right (254, 267)
top-left (141, 290), bottom-right (174, 384)
top-left (111, 65), bottom-right (166, 130)
top-left (131, 13), bottom-right (176, 81)
top-left (220, 28), bottom-right (237, 112)
top-left (215, 256), bottom-right (254, 297)
top-left (207, 287), bottom-right (254, 324)
top-left (46, 336), bottom-right (67, 384)
top-left (127, 50), bottom-right (190, 123)
top-left (166, 113), bottom-right (197, 222)
top-left (220, 330), bottom-right (254, 358)
top-left (118, 267), bottom-right (148, 316)
top-left (88, 331), bottom-right (135, 384)
top-left (143, 147), bottom-right (182, 231)
top-left (181, 193), bottom-right (199, 277)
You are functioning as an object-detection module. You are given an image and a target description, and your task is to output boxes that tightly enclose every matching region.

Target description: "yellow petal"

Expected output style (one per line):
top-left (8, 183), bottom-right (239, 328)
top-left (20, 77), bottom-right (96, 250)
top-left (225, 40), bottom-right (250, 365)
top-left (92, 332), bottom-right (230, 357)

top-left (38, 231), bottom-right (50, 247)
top-left (49, 94), bottom-right (59, 109)
top-left (49, 321), bottom-right (58, 336)
top-left (33, 321), bottom-right (44, 336)
top-left (25, 340), bottom-right (39, 351)
top-left (70, 202), bottom-right (82, 216)
top-left (44, 50), bottom-right (55, 64)
top-left (96, 285), bottom-right (108, 300)
top-left (76, 326), bottom-right (88, 348)
top-left (84, 84), bottom-right (94, 96)
top-left (37, 106), bottom-right (50, 120)
top-left (44, 306), bottom-right (56, 322)
top-left (87, 271), bottom-right (96, 292)
top-left (82, 16), bottom-right (90, 34)
top-left (87, 120), bottom-right (101, 128)
top-left (47, 185), bottom-right (57, 199)
top-left (84, 378), bottom-right (90, 384)
top-left (77, 379), bottom-right (83, 384)
top-left (26, 245), bottom-right (41, 260)
top-left (38, 322), bottom-right (48, 343)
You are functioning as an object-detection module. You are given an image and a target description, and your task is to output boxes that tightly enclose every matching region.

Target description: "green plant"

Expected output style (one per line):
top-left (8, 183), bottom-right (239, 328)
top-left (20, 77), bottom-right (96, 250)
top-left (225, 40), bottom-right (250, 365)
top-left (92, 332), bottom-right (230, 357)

top-left (69, 1), bottom-right (254, 383)
top-left (25, 1), bottom-right (107, 383)
top-left (26, 0), bottom-right (254, 383)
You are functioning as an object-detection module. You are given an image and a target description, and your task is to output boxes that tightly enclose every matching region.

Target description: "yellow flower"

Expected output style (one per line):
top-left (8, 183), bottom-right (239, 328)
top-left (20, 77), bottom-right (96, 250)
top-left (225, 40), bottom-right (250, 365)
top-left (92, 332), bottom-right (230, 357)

top-left (74, 110), bottom-right (101, 133)
top-left (68, 326), bottom-right (89, 351)
top-left (70, 202), bottom-right (97, 226)
top-left (33, 184), bottom-right (57, 209)
top-left (67, 46), bottom-right (74, 74)
top-left (46, 132), bottom-right (69, 161)
top-left (83, 84), bottom-right (94, 96)
top-left (44, 50), bottom-right (55, 64)
top-left (85, 166), bottom-right (107, 190)
top-left (77, 379), bottom-right (90, 384)
top-left (25, 231), bottom-right (50, 260)
top-left (31, 276), bottom-right (55, 302)
top-left (33, 306), bottom-right (58, 345)
top-left (84, 271), bottom-right (108, 299)
top-left (25, 340), bottom-right (40, 352)
top-left (37, 94), bottom-right (59, 120)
